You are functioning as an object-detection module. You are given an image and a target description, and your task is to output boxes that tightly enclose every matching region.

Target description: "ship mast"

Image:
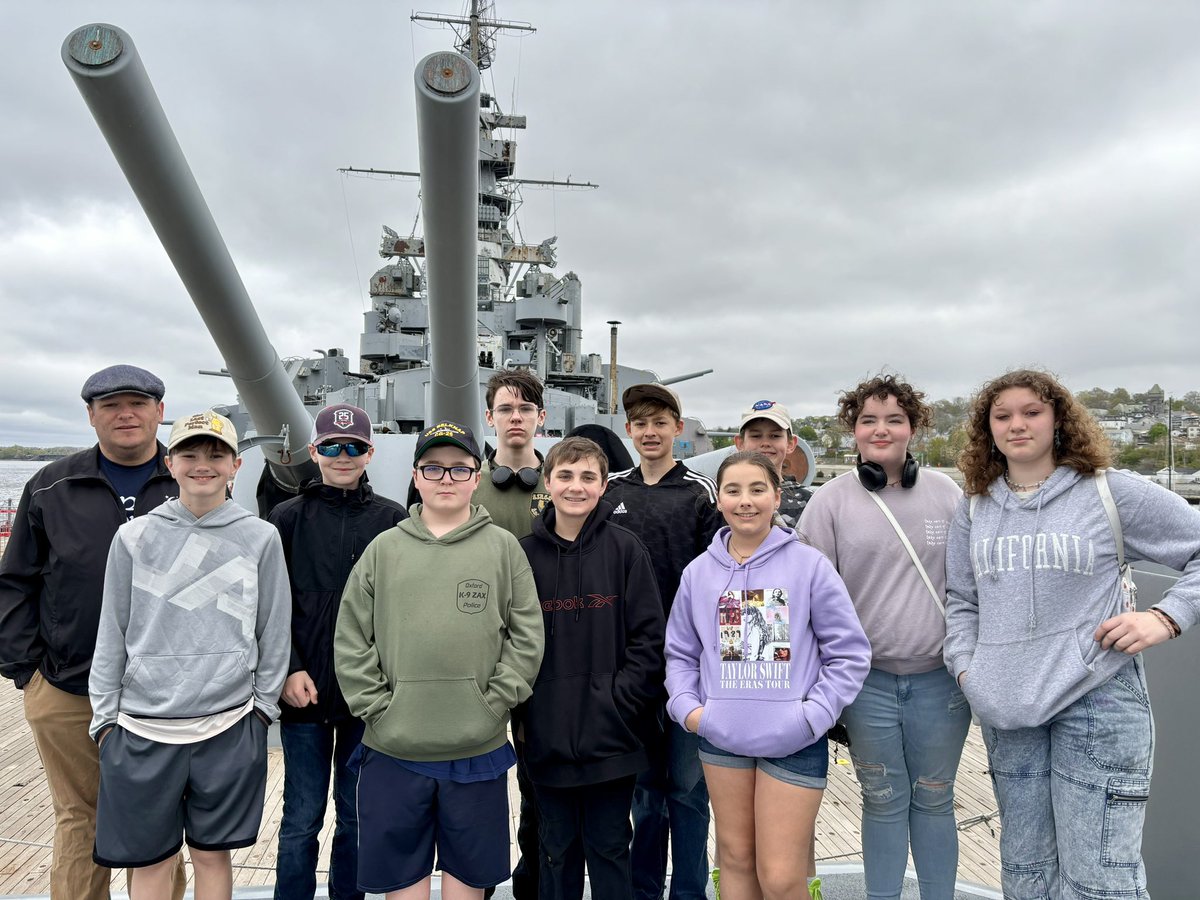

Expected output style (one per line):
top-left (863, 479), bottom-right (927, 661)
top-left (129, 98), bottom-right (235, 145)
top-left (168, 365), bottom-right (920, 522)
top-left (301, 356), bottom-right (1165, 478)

top-left (411, 0), bottom-right (535, 71)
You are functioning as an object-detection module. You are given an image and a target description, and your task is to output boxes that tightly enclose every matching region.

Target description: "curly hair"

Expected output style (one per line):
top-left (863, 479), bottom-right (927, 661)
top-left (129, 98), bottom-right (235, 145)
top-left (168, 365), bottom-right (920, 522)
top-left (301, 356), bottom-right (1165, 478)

top-left (835, 374), bottom-right (934, 433)
top-left (958, 368), bottom-right (1112, 495)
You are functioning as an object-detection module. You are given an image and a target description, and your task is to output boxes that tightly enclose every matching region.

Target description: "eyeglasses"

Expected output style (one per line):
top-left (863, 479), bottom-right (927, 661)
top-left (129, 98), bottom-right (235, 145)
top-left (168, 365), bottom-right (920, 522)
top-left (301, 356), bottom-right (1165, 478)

top-left (315, 441), bottom-right (371, 458)
top-left (491, 404), bottom-right (541, 418)
top-left (418, 464), bottom-right (478, 482)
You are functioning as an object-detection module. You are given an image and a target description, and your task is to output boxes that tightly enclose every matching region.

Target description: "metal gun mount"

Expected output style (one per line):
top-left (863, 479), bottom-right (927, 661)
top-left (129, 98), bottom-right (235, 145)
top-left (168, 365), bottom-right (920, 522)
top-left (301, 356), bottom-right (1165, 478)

top-left (61, 25), bottom-right (487, 500)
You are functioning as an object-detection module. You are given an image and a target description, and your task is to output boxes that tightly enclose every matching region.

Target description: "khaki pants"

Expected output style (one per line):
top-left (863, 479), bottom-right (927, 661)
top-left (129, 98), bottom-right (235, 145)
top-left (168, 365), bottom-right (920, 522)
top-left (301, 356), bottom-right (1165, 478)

top-left (24, 671), bottom-right (186, 900)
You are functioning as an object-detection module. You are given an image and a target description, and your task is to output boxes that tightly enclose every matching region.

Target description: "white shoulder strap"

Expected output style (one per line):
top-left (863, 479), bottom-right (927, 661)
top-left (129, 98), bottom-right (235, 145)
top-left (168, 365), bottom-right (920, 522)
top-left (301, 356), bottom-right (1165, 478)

top-left (859, 477), bottom-right (945, 616)
top-left (1094, 469), bottom-right (1125, 567)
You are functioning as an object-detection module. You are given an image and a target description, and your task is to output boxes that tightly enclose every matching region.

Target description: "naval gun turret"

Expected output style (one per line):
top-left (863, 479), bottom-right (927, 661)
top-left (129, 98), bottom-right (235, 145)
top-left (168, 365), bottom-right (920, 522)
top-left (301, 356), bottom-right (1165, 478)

top-left (61, 24), bottom-right (318, 493)
top-left (61, 23), bottom-right (489, 504)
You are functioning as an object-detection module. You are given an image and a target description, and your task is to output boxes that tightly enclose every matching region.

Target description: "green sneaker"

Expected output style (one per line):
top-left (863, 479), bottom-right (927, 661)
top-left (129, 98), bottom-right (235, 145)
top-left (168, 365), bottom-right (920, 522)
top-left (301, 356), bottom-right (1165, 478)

top-left (711, 867), bottom-right (721, 900)
top-left (808, 875), bottom-right (823, 900)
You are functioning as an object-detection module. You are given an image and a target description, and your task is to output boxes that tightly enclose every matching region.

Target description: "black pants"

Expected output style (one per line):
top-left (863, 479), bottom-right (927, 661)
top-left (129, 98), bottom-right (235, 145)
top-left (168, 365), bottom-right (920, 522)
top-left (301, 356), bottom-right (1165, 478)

top-left (534, 775), bottom-right (637, 900)
top-left (483, 747), bottom-right (539, 900)
top-left (511, 752), bottom-right (541, 900)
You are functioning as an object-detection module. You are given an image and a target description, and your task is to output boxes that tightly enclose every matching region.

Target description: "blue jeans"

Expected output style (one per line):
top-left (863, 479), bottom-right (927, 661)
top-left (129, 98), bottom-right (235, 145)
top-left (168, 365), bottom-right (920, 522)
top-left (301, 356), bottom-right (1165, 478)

top-left (983, 658), bottom-right (1153, 900)
top-left (630, 720), bottom-right (710, 900)
top-left (839, 667), bottom-right (971, 900)
top-left (275, 719), bottom-right (365, 900)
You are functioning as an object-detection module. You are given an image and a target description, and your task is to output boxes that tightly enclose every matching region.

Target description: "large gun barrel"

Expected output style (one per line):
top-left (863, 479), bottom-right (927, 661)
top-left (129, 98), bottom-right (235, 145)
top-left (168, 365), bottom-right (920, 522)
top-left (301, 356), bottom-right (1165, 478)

top-left (61, 24), bottom-right (316, 489)
top-left (414, 51), bottom-right (483, 437)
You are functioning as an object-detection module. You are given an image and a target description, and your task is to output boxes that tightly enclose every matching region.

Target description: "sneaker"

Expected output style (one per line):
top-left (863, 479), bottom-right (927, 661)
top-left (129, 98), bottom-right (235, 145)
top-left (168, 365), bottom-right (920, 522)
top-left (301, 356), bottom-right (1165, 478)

top-left (808, 876), bottom-right (823, 900)
top-left (711, 867), bottom-right (721, 900)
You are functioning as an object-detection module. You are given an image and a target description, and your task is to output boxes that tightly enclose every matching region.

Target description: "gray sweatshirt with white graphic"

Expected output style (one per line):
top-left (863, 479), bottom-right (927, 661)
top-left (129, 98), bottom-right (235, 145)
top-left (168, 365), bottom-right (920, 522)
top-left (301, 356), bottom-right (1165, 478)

top-left (944, 467), bottom-right (1200, 730)
top-left (89, 498), bottom-right (291, 740)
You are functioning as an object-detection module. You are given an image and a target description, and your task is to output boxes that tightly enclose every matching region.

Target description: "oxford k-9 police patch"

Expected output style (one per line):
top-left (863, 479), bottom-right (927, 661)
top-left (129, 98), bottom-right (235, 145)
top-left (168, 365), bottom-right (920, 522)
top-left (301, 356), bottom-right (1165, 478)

top-left (457, 579), bottom-right (490, 614)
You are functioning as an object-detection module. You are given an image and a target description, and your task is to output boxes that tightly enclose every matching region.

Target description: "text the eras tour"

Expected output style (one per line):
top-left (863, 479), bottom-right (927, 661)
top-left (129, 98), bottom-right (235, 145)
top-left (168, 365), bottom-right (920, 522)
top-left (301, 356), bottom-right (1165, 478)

top-left (720, 661), bottom-right (791, 691)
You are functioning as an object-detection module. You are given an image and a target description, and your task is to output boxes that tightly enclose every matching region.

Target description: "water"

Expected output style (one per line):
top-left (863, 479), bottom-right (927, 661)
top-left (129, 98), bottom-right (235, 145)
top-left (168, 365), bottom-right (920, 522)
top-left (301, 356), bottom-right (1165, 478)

top-left (0, 459), bottom-right (48, 509)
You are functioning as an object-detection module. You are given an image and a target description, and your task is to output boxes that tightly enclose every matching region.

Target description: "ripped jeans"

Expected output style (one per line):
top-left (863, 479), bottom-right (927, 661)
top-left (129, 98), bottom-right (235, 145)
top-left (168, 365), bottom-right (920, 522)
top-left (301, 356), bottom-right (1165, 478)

top-left (840, 667), bottom-right (972, 900)
top-left (983, 657), bottom-right (1153, 900)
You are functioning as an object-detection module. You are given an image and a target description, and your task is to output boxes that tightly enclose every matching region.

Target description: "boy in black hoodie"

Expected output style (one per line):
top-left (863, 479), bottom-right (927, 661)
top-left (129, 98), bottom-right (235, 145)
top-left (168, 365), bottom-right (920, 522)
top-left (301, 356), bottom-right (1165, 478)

top-left (518, 437), bottom-right (664, 900)
top-left (267, 404), bottom-right (406, 900)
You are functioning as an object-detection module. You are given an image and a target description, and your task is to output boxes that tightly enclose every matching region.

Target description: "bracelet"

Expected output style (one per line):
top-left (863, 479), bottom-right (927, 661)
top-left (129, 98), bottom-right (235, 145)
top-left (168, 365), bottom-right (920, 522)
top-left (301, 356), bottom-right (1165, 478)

top-left (1148, 608), bottom-right (1180, 639)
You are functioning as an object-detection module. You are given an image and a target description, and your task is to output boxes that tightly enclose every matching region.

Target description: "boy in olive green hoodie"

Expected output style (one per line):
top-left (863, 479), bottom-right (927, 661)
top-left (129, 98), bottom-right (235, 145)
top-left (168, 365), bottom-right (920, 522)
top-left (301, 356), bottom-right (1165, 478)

top-left (335, 422), bottom-right (544, 898)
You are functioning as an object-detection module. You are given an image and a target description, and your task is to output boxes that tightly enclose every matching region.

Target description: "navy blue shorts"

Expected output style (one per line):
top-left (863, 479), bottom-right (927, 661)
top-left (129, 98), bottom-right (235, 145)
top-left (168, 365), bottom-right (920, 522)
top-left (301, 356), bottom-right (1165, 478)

top-left (356, 748), bottom-right (510, 892)
top-left (698, 735), bottom-right (829, 788)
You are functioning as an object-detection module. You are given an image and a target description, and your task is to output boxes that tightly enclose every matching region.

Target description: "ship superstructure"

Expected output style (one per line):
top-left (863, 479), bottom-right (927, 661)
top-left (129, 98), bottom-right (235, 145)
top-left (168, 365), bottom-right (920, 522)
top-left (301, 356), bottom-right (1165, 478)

top-left (261, 1), bottom-right (712, 446)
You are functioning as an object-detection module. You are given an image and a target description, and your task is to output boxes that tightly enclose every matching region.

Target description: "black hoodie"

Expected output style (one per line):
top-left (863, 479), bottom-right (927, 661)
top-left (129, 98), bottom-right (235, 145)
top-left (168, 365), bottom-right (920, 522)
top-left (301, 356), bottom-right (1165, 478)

top-left (517, 499), bottom-right (665, 787)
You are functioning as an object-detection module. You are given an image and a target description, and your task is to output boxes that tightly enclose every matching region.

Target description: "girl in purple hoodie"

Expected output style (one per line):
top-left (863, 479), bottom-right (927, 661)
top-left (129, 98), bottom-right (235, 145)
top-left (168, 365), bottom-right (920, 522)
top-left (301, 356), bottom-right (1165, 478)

top-left (665, 451), bottom-right (870, 900)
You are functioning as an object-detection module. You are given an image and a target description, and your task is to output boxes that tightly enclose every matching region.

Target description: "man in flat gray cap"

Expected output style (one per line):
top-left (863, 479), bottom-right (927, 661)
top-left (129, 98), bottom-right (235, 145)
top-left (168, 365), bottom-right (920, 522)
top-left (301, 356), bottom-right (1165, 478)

top-left (0, 364), bottom-right (185, 899)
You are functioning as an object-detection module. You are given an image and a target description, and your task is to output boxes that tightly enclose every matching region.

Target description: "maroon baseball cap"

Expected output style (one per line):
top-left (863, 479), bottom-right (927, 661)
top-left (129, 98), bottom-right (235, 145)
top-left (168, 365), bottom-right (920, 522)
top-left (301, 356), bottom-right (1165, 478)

top-left (311, 404), bottom-right (373, 446)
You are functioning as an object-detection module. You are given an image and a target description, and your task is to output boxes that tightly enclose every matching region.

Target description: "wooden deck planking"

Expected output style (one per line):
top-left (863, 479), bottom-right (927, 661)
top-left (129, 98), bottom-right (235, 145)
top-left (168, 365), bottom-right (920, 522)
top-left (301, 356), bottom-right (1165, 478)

top-left (0, 686), bottom-right (1002, 895)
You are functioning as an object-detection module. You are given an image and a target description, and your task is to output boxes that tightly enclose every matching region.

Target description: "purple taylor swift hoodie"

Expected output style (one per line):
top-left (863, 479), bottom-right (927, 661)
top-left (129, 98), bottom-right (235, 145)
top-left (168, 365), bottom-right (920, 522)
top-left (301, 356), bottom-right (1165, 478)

top-left (665, 526), bottom-right (870, 758)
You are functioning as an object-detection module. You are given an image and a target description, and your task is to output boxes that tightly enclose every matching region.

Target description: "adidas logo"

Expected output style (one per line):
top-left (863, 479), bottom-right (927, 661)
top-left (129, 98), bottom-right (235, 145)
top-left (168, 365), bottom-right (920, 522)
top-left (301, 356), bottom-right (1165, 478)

top-left (613, 502), bottom-right (628, 515)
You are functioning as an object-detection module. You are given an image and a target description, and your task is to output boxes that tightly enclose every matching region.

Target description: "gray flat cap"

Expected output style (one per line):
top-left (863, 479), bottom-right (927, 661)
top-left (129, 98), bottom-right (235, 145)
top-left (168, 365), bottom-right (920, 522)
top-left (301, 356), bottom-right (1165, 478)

top-left (81, 365), bottom-right (165, 403)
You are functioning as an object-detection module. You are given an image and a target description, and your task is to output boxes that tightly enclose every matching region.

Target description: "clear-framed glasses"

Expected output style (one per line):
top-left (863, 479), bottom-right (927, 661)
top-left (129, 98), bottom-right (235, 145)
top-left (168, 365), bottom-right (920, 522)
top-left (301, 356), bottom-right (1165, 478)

top-left (315, 441), bottom-right (371, 458)
top-left (491, 404), bottom-right (540, 418)
top-left (418, 464), bottom-right (478, 482)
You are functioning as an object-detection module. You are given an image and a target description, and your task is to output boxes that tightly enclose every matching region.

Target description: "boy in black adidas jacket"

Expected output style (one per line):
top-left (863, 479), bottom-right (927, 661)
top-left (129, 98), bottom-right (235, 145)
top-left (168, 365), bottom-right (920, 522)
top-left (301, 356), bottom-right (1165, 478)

top-left (518, 436), bottom-right (664, 900)
top-left (604, 384), bottom-right (720, 900)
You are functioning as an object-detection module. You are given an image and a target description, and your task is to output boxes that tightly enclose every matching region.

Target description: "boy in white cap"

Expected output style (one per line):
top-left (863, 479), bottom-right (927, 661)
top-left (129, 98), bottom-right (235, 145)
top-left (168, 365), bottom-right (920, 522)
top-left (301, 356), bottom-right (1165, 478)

top-left (89, 410), bottom-right (291, 900)
top-left (268, 404), bottom-right (407, 900)
top-left (734, 400), bottom-right (813, 527)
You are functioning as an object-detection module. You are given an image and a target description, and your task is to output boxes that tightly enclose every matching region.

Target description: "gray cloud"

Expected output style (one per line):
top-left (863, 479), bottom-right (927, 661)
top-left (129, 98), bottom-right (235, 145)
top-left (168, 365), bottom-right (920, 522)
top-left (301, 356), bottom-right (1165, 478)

top-left (3, 1), bottom-right (1198, 448)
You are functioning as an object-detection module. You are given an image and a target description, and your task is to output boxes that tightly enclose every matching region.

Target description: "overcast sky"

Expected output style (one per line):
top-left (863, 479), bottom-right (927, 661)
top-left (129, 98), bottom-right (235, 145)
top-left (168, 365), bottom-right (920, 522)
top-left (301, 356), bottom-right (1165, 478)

top-left (3, 1), bottom-right (1198, 447)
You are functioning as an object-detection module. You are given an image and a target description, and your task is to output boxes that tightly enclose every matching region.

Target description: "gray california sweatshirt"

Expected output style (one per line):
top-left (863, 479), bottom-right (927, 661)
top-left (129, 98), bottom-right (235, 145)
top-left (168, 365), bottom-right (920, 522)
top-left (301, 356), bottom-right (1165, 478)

top-left (944, 467), bottom-right (1200, 730)
top-left (89, 498), bottom-right (291, 740)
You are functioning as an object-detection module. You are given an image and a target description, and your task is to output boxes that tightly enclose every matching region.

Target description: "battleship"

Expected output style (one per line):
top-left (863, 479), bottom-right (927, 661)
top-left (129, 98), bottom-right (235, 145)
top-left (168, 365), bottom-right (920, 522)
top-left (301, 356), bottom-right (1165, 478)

top-left (62, 3), bottom-right (727, 509)
top-left (18, 5), bottom-right (1194, 899)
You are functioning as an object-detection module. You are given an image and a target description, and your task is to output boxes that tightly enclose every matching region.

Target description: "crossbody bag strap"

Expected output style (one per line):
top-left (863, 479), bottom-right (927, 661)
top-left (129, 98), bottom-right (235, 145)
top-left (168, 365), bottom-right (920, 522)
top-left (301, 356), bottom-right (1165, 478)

top-left (1094, 469), bottom-right (1125, 567)
top-left (1095, 468), bottom-right (1139, 613)
top-left (860, 479), bottom-right (946, 617)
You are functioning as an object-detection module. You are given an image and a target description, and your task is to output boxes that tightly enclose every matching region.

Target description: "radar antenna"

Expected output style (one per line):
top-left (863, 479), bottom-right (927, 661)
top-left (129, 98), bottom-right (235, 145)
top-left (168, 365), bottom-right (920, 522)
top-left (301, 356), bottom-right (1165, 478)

top-left (411, 0), bottom-right (535, 71)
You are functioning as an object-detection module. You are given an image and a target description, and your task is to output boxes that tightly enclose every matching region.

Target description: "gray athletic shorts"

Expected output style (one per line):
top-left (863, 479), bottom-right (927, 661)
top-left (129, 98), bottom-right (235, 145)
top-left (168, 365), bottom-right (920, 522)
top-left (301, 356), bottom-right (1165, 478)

top-left (94, 712), bottom-right (268, 867)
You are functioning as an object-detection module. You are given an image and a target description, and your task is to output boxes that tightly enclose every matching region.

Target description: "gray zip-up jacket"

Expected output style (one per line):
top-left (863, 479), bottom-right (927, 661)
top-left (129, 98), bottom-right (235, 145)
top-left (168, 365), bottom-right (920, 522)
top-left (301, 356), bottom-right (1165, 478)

top-left (944, 467), bottom-right (1200, 730)
top-left (89, 498), bottom-right (291, 740)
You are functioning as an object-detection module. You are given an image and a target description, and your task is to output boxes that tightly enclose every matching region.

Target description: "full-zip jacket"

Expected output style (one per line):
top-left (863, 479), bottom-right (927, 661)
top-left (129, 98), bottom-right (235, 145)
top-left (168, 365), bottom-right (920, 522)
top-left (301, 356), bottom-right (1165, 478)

top-left (517, 500), bottom-right (664, 787)
top-left (267, 476), bottom-right (407, 724)
top-left (0, 444), bottom-right (178, 693)
top-left (604, 461), bottom-right (721, 617)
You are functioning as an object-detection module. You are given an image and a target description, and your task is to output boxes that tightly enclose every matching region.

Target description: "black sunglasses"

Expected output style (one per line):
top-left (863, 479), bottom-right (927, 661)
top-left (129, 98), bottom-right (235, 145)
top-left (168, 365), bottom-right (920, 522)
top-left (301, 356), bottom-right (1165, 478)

top-left (315, 441), bottom-right (371, 458)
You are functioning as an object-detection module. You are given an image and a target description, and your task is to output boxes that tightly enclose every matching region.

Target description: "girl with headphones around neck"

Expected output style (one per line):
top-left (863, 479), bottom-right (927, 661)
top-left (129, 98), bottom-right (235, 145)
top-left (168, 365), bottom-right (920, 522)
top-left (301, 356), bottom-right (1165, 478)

top-left (799, 375), bottom-right (969, 900)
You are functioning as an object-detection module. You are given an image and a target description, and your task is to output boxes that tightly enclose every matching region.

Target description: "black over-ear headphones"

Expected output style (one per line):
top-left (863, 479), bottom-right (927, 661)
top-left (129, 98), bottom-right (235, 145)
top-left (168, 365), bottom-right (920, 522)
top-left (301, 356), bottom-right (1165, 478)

top-left (491, 460), bottom-right (541, 492)
top-left (857, 453), bottom-right (920, 492)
